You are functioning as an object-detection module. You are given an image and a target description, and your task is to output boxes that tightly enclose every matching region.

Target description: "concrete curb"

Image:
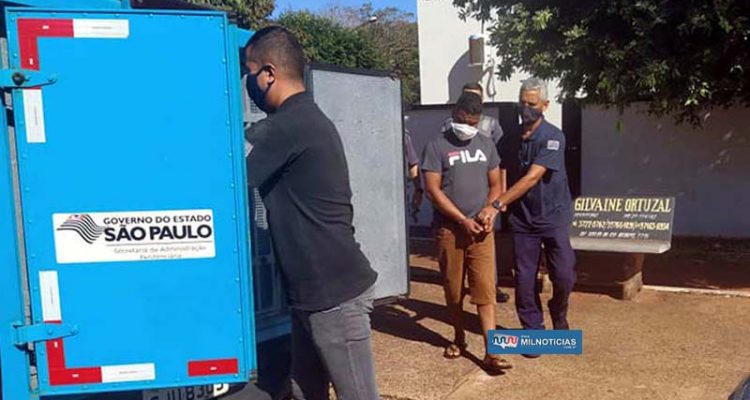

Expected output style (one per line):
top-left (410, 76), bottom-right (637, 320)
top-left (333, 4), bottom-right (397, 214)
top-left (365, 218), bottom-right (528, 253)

top-left (643, 285), bottom-right (750, 298)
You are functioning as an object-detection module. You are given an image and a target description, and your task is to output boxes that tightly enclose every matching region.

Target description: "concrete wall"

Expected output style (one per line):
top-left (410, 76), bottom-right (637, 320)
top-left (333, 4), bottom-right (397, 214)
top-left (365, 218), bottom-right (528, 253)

top-left (582, 105), bottom-right (750, 237)
top-left (416, 0), bottom-right (563, 127)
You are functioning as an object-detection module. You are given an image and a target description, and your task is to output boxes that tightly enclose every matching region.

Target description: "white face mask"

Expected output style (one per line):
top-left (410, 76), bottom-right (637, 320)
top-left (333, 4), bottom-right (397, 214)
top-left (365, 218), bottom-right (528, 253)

top-left (451, 122), bottom-right (479, 141)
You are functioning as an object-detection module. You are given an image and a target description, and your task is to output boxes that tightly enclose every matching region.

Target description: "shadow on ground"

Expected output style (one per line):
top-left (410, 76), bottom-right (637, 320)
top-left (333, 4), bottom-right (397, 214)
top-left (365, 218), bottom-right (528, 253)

top-left (373, 269), bottom-right (511, 375)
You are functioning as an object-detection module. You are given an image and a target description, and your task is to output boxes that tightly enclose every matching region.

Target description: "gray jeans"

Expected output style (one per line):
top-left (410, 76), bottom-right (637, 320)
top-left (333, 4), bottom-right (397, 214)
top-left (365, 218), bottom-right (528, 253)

top-left (290, 285), bottom-right (380, 400)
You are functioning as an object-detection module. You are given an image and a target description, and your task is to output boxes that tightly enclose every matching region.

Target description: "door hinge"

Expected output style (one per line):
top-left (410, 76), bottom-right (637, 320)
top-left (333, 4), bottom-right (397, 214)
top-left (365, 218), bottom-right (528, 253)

top-left (0, 69), bottom-right (57, 89)
top-left (12, 321), bottom-right (79, 347)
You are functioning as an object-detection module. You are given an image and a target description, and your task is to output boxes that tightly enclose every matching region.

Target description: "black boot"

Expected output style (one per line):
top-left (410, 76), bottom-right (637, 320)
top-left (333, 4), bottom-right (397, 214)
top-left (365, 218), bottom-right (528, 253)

top-left (496, 287), bottom-right (510, 303)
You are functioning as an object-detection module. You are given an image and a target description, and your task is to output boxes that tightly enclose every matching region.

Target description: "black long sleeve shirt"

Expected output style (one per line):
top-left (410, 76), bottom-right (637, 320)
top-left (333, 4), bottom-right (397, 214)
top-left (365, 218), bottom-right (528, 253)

top-left (245, 92), bottom-right (377, 311)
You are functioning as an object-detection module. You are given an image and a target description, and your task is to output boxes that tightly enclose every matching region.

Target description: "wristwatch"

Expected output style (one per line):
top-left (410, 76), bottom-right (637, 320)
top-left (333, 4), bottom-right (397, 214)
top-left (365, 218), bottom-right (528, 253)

top-left (492, 199), bottom-right (504, 210)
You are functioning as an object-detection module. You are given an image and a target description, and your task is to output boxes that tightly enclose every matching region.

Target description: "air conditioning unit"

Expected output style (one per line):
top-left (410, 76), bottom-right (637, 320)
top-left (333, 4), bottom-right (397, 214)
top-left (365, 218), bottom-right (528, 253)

top-left (469, 34), bottom-right (485, 66)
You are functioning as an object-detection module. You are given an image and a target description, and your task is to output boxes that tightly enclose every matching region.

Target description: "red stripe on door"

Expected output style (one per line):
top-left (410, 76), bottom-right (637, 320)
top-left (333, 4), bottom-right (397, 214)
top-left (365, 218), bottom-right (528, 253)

top-left (42, 317), bottom-right (103, 385)
top-left (44, 334), bottom-right (103, 385)
top-left (17, 18), bottom-right (74, 36)
top-left (49, 367), bottom-right (102, 386)
top-left (17, 19), bottom-right (74, 70)
top-left (46, 339), bottom-right (66, 370)
top-left (188, 358), bottom-right (238, 377)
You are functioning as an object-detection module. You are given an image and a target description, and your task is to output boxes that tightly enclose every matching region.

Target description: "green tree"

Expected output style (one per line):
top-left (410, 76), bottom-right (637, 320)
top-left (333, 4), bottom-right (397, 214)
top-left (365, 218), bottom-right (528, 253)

top-left (321, 3), bottom-right (421, 105)
top-left (454, 0), bottom-right (750, 124)
top-left (357, 5), bottom-right (421, 105)
top-left (186, 0), bottom-right (274, 29)
top-left (275, 11), bottom-right (384, 70)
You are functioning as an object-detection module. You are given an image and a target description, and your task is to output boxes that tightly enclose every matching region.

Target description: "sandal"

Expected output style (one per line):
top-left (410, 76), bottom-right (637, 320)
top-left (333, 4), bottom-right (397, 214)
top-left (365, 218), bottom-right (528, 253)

top-left (443, 342), bottom-right (467, 359)
top-left (483, 355), bottom-right (513, 372)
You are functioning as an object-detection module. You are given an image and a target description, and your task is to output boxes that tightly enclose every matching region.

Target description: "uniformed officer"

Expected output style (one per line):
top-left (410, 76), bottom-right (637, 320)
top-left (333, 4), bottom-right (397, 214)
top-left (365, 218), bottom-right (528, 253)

top-left (478, 78), bottom-right (576, 349)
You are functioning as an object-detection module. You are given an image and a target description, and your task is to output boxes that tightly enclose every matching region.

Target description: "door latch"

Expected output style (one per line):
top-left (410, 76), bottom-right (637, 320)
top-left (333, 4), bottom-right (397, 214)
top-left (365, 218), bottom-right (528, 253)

top-left (12, 321), bottom-right (79, 347)
top-left (0, 69), bottom-right (57, 89)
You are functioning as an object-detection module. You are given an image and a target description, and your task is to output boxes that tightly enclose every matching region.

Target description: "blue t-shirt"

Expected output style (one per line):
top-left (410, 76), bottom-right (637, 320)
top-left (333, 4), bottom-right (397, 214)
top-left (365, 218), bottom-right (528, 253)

top-left (509, 120), bottom-right (573, 233)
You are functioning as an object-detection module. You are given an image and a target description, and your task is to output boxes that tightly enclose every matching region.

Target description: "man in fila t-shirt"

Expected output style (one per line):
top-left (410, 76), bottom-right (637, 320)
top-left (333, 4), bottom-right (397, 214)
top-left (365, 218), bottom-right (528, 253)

top-left (422, 92), bottom-right (511, 372)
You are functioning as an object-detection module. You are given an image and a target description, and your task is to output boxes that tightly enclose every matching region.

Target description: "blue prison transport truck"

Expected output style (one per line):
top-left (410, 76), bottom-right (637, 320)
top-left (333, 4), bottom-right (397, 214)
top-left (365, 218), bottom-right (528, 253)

top-left (0, 1), bottom-right (409, 399)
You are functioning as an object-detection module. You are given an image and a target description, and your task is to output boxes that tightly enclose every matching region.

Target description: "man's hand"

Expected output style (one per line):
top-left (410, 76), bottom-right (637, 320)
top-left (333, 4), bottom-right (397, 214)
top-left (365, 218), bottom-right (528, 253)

top-left (476, 206), bottom-right (499, 232)
top-left (460, 218), bottom-right (484, 236)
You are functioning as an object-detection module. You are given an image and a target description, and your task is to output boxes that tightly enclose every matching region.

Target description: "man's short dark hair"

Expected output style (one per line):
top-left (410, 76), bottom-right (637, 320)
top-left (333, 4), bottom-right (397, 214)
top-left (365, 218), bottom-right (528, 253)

top-left (463, 82), bottom-right (483, 92)
top-left (245, 26), bottom-right (305, 80)
top-left (454, 92), bottom-right (483, 115)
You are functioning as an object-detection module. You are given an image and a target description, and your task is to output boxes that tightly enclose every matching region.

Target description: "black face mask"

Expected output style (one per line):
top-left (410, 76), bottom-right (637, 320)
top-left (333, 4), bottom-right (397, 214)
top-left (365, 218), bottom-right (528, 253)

top-left (520, 105), bottom-right (543, 125)
top-left (246, 66), bottom-right (273, 114)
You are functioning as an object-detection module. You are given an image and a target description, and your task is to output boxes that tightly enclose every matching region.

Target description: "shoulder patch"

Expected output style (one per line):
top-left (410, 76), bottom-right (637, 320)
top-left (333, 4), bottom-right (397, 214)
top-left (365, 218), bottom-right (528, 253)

top-left (547, 140), bottom-right (560, 151)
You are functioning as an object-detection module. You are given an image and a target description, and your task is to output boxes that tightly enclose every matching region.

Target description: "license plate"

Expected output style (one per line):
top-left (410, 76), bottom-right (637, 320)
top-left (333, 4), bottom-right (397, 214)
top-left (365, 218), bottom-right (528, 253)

top-left (142, 384), bottom-right (230, 400)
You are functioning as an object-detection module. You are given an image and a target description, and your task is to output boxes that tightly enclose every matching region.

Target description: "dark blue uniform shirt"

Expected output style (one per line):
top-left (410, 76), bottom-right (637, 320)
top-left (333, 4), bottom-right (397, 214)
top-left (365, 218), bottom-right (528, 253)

top-left (509, 119), bottom-right (573, 233)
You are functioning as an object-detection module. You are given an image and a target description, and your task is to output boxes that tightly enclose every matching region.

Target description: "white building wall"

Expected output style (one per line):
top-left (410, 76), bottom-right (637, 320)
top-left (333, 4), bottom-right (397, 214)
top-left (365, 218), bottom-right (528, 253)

top-left (417, 0), bottom-right (563, 127)
top-left (582, 105), bottom-right (750, 237)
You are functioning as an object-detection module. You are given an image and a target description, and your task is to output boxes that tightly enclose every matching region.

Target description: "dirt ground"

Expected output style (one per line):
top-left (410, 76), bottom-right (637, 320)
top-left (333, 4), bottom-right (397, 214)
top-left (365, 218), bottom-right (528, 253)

top-left (369, 241), bottom-right (750, 400)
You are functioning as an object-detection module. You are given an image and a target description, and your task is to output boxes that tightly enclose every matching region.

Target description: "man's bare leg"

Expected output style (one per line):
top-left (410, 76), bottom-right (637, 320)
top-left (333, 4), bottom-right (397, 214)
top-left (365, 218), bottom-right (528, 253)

top-left (477, 303), bottom-right (512, 370)
top-left (450, 302), bottom-right (465, 341)
top-left (477, 303), bottom-right (496, 349)
top-left (444, 300), bottom-right (466, 358)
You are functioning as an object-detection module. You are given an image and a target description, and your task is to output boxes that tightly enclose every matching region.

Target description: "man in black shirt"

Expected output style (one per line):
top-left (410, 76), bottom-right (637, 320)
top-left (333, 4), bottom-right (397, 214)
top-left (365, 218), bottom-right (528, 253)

top-left (243, 26), bottom-right (379, 400)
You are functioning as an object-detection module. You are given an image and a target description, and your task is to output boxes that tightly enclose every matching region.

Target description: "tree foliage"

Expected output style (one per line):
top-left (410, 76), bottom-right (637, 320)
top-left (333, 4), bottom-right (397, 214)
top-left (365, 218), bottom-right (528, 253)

top-left (186, 0), bottom-right (274, 29)
top-left (357, 6), bottom-right (421, 105)
top-left (198, 0), bottom-right (420, 105)
top-left (320, 3), bottom-right (421, 105)
top-left (454, 0), bottom-right (750, 124)
top-left (275, 11), bottom-right (384, 71)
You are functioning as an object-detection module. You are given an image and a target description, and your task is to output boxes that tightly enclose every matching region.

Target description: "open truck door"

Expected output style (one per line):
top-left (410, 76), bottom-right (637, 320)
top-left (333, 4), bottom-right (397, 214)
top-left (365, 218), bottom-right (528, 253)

top-left (306, 64), bottom-right (410, 301)
top-left (0, 6), bottom-right (256, 399)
